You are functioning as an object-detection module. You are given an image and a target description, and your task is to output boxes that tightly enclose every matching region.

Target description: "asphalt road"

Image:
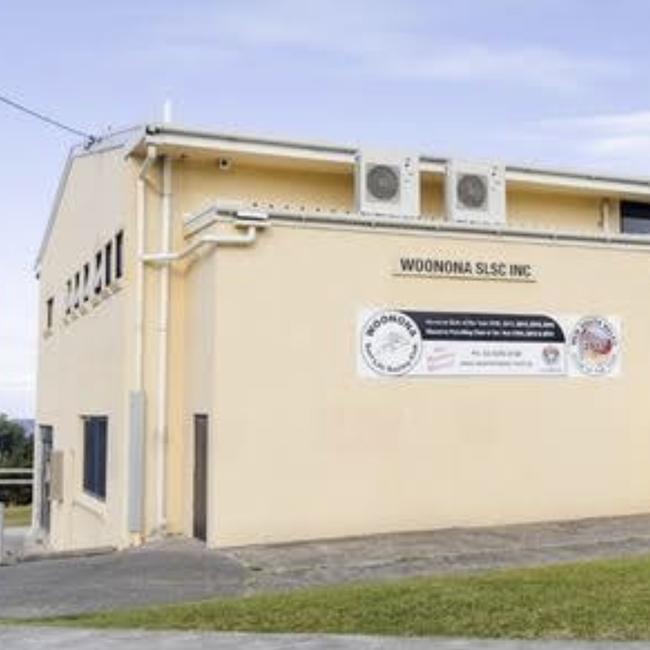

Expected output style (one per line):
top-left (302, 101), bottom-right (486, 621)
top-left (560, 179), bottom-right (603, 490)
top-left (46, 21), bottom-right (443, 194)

top-left (2, 628), bottom-right (650, 650)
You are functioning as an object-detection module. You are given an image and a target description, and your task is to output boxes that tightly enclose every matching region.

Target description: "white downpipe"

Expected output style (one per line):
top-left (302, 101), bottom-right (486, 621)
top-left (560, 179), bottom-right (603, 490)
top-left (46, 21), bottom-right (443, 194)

top-left (142, 226), bottom-right (258, 264)
top-left (156, 155), bottom-right (172, 534)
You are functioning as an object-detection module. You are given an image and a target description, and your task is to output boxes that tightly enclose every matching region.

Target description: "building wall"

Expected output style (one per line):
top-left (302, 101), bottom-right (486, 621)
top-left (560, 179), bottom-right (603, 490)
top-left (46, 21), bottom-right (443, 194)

top-left (201, 222), bottom-right (650, 546)
top-left (36, 146), bottom-right (133, 550)
top-left (169, 159), bottom-right (630, 548)
top-left (37, 150), bottom-right (639, 551)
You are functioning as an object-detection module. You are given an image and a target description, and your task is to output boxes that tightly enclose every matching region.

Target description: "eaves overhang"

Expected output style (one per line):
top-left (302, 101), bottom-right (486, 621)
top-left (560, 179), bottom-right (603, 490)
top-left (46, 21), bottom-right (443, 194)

top-left (128, 123), bottom-right (650, 198)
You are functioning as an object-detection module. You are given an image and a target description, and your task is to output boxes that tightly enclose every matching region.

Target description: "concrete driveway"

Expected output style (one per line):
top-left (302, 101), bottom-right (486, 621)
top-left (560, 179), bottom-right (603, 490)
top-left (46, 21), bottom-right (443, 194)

top-left (1, 628), bottom-right (650, 650)
top-left (4, 514), bottom-right (650, 619)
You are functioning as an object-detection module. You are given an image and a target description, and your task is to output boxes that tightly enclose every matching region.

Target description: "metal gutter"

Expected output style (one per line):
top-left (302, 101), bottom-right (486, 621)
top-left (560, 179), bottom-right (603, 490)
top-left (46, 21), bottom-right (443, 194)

top-left (144, 123), bottom-right (358, 157)
top-left (187, 203), bottom-right (650, 252)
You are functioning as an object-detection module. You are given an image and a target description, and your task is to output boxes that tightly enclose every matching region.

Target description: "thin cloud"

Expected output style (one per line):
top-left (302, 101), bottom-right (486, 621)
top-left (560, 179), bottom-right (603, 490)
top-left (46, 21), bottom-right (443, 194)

top-left (376, 45), bottom-right (615, 89)
top-left (541, 111), bottom-right (650, 132)
top-left (512, 110), bottom-right (650, 172)
top-left (151, 2), bottom-right (618, 91)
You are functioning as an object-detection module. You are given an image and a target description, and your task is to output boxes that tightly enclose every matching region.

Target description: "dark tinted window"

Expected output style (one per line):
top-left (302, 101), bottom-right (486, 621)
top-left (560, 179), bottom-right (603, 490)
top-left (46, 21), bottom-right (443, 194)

top-left (621, 201), bottom-right (650, 234)
top-left (105, 241), bottom-right (113, 286)
top-left (46, 297), bottom-right (54, 329)
top-left (115, 231), bottom-right (124, 280)
top-left (66, 279), bottom-right (72, 314)
top-left (83, 416), bottom-right (107, 500)
top-left (83, 263), bottom-right (90, 302)
top-left (95, 251), bottom-right (103, 295)
top-left (74, 272), bottom-right (80, 308)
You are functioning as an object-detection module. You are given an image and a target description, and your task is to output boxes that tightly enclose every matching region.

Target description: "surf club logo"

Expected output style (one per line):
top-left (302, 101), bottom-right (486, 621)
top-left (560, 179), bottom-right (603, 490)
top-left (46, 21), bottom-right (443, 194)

top-left (570, 316), bottom-right (619, 376)
top-left (361, 310), bottom-right (423, 376)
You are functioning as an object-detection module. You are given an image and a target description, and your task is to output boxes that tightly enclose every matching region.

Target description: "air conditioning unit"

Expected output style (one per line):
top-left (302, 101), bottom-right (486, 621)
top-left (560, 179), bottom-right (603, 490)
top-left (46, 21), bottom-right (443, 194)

top-left (445, 160), bottom-right (506, 225)
top-left (355, 151), bottom-right (420, 218)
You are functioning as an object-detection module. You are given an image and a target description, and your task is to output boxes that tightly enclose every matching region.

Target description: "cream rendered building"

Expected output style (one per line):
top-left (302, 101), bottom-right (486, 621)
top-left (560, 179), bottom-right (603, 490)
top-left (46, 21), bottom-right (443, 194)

top-left (33, 123), bottom-right (650, 552)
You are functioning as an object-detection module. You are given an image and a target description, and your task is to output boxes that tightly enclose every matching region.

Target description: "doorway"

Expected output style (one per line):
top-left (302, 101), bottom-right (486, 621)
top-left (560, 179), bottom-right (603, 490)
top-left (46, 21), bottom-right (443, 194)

top-left (193, 414), bottom-right (208, 541)
top-left (39, 426), bottom-right (53, 533)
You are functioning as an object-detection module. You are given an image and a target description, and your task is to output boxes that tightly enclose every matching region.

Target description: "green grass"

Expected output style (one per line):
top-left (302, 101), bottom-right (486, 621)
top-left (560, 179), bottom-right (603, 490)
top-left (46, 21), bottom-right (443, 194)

top-left (3, 504), bottom-right (31, 528)
top-left (16, 555), bottom-right (650, 640)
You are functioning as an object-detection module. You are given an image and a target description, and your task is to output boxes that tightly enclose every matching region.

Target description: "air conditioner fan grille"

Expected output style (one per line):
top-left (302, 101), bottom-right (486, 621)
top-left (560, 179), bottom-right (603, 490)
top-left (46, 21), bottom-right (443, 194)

top-left (457, 173), bottom-right (488, 209)
top-left (366, 164), bottom-right (400, 201)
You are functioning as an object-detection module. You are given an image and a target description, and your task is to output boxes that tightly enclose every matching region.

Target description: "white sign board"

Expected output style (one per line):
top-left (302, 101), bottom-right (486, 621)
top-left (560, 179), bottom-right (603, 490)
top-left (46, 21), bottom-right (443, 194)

top-left (358, 309), bottom-right (621, 378)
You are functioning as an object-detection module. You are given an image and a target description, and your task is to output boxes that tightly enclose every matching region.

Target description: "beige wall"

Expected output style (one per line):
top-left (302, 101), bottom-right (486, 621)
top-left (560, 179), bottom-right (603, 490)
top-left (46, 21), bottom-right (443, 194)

top-left (175, 159), bottom-right (354, 216)
top-left (507, 187), bottom-right (616, 233)
top-left (203, 223), bottom-right (650, 546)
top-left (37, 147), bottom-right (133, 550)
top-left (37, 148), bottom-right (646, 551)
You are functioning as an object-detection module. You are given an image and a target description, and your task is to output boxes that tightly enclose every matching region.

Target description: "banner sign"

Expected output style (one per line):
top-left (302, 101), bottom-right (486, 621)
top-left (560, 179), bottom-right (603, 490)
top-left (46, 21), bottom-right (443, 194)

top-left (358, 309), bottom-right (621, 378)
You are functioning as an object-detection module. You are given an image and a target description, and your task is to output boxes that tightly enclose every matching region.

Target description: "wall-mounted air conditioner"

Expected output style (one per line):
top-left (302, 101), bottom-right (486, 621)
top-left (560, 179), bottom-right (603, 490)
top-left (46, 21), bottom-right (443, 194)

top-left (355, 151), bottom-right (420, 218)
top-left (445, 160), bottom-right (506, 225)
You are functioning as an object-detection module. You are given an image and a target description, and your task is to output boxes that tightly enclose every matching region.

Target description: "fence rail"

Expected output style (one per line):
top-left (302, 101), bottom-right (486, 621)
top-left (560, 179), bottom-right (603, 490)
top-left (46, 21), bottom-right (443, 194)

top-left (0, 468), bottom-right (34, 487)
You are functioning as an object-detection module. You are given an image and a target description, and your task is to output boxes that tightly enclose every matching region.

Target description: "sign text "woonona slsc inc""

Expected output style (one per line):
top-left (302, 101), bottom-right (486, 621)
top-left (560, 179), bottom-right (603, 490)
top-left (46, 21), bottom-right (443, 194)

top-left (393, 256), bottom-right (536, 283)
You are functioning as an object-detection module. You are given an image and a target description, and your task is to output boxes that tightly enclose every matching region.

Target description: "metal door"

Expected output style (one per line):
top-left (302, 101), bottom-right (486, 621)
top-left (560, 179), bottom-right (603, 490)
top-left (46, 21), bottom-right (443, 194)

top-left (193, 415), bottom-right (208, 541)
top-left (39, 426), bottom-right (53, 533)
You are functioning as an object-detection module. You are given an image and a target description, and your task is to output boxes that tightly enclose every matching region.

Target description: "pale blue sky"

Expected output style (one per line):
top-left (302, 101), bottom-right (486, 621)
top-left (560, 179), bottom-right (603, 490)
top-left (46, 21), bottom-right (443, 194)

top-left (2, 1), bottom-right (650, 416)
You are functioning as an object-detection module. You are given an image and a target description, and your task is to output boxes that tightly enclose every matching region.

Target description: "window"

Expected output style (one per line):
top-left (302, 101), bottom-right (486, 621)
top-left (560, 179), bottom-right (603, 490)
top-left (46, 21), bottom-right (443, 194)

top-left (94, 250), bottom-right (103, 295)
top-left (105, 241), bottom-right (113, 287)
top-left (46, 297), bottom-right (54, 330)
top-left (83, 263), bottom-right (90, 302)
top-left (83, 416), bottom-right (107, 500)
top-left (115, 231), bottom-right (124, 280)
top-left (65, 279), bottom-right (72, 314)
top-left (621, 201), bottom-right (650, 234)
top-left (74, 272), bottom-right (81, 308)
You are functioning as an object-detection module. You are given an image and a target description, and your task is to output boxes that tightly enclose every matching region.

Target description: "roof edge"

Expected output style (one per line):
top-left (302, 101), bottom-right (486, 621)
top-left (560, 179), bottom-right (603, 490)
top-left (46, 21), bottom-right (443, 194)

top-left (127, 122), bottom-right (650, 192)
top-left (35, 127), bottom-right (142, 272)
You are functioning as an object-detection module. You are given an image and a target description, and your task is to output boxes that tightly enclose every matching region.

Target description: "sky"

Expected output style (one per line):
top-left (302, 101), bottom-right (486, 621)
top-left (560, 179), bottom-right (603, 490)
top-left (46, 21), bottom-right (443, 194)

top-left (2, 0), bottom-right (650, 417)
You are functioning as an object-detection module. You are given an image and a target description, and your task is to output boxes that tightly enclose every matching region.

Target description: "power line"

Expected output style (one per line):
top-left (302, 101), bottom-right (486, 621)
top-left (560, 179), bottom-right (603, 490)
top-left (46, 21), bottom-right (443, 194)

top-left (0, 93), bottom-right (98, 145)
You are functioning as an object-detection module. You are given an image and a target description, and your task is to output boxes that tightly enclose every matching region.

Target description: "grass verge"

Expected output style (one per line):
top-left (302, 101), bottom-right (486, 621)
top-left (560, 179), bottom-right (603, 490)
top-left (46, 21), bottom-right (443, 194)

top-left (3, 505), bottom-right (31, 528)
top-left (13, 555), bottom-right (650, 640)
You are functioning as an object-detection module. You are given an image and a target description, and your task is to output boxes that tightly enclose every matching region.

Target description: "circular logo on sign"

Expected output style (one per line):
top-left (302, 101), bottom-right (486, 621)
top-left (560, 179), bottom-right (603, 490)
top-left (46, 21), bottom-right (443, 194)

top-left (570, 316), bottom-right (619, 376)
top-left (361, 310), bottom-right (423, 376)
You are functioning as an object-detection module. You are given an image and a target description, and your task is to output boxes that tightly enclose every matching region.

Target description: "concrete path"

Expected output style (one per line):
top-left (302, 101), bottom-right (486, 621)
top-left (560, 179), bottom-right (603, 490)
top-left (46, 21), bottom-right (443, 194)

top-left (1, 627), bottom-right (650, 649)
top-left (4, 514), bottom-right (650, 619)
top-left (2, 527), bottom-right (29, 560)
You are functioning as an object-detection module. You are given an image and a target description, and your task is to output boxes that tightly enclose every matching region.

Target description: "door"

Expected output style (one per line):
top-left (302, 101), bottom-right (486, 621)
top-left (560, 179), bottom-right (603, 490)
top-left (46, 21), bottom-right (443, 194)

top-left (193, 415), bottom-right (208, 541)
top-left (39, 426), bottom-right (53, 533)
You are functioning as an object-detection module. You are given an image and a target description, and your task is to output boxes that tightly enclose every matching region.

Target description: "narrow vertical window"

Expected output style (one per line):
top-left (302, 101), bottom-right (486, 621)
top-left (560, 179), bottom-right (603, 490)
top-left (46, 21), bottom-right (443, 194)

top-left (83, 263), bottom-right (90, 302)
top-left (105, 241), bottom-right (113, 287)
top-left (65, 279), bottom-right (72, 314)
top-left (46, 297), bottom-right (54, 330)
top-left (94, 250), bottom-right (103, 295)
top-left (83, 416), bottom-right (108, 500)
top-left (74, 272), bottom-right (81, 308)
top-left (115, 230), bottom-right (124, 280)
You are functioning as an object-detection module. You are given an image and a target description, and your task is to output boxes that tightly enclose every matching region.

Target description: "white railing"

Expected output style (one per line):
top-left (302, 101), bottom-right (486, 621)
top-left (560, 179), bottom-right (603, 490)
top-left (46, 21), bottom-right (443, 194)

top-left (0, 468), bottom-right (34, 486)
